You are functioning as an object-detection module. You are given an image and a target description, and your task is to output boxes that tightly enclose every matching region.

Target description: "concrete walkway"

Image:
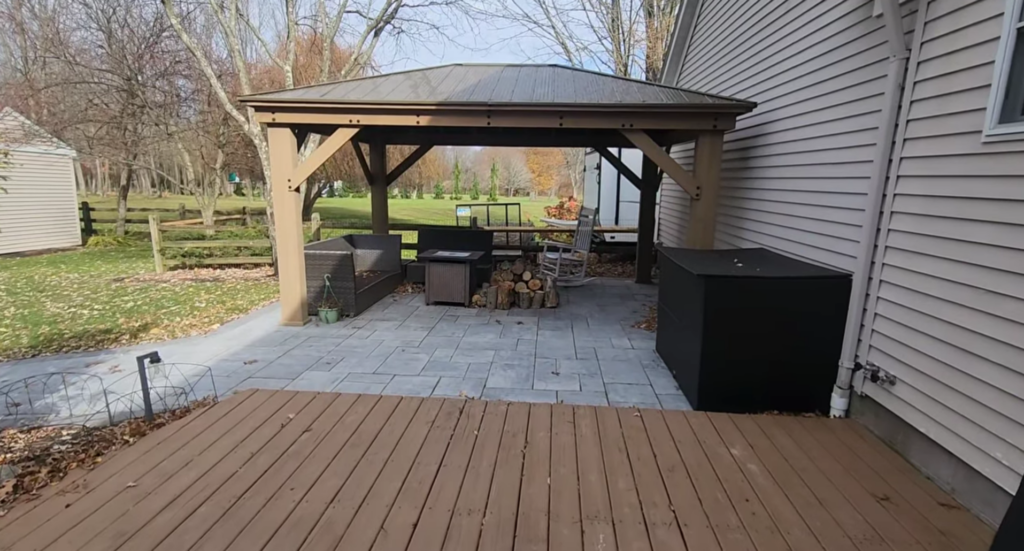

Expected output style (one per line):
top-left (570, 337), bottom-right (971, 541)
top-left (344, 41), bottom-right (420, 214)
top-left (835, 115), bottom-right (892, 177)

top-left (0, 278), bottom-right (689, 420)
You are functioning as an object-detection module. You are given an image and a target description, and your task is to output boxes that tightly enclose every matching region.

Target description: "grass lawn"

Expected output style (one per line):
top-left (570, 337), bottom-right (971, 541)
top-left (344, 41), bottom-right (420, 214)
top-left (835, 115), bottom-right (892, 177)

top-left (0, 194), bottom-right (559, 362)
top-left (0, 246), bottom-right (278, 362)
top-left (82, 195), bottom-right (558, 226)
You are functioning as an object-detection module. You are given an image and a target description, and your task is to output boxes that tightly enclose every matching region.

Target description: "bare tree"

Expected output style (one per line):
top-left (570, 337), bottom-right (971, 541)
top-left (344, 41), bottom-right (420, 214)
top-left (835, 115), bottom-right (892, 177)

top-left (561, 147), bottom-right (585, 198)
top-left (0, 0), bottom-right (188, 235)
top-left (481, 0), bottom-right (679, 80)
top-left (476, 147), bottom-right (530, 197)
top-left (161, 0), bottom-right (466, 256)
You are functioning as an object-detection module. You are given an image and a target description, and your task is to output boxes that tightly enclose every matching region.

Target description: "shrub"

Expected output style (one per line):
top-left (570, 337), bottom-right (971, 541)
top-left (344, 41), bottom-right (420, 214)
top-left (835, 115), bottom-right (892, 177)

top-left (544, 197), bottom-right (581, 221)
top-left (399, 187), bottom-right (413, 199)
top-left (416, 186), bottom-right (425, 199)
top-left (470, 175), bottom-right (481, 200)
top-left (488, 162), bottom-right (499, 202)
top-left (450, 161), bottom-right (463, 200)
top-left (85, 235), bottom-right (133, 249)
top-left (433, 183), bottom-right (445, 199)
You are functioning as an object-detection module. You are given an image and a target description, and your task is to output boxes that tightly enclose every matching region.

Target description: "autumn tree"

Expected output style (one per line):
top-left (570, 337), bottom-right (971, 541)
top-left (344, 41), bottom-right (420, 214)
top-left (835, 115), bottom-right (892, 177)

top-left (525, 148), bottom-right (565, 197)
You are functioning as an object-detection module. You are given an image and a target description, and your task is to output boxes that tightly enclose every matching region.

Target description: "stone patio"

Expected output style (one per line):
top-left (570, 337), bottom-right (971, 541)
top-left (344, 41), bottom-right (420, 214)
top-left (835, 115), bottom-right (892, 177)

top-left (0, 278), bottom-right (689, 413)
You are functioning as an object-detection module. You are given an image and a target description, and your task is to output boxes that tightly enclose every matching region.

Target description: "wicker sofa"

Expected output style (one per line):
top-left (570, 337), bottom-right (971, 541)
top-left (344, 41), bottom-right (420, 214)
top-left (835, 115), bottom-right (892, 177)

top-left (304, 234), bottom-right (403, 317)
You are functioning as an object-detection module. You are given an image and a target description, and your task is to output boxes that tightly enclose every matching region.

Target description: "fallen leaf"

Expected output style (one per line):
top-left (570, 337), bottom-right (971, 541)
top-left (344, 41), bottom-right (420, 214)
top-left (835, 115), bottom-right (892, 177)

top-left (126, 482), bottom-right (137, 488)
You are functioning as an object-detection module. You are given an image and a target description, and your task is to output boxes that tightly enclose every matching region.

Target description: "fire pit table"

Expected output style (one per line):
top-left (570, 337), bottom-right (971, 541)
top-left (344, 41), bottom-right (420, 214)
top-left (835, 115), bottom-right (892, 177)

top-left (419, 249), bottom-right (485, 306)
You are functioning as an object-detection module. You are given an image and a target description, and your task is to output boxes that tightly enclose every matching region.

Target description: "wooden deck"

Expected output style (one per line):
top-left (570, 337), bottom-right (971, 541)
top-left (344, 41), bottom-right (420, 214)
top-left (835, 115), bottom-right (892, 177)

top-left (0, 389), bottom-right (995, 551)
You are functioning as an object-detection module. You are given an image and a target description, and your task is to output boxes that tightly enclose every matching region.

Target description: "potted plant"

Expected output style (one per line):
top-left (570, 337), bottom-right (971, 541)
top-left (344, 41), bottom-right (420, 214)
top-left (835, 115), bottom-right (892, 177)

top-left (318, 274), bottom-right (342, 324)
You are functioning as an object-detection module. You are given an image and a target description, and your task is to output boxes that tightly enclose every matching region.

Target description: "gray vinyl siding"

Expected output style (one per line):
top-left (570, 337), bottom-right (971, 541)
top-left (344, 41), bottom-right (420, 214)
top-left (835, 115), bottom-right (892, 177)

top-left (658, 0), bottom-right (917, 273)
top-left (861, 0), bottom-right (1024, 493)
top-left (0, 150), bottom-right (80, 255)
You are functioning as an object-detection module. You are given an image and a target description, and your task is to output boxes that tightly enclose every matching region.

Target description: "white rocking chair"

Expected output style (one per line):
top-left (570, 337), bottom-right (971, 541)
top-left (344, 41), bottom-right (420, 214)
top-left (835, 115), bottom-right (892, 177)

top-left (539, 207), bottom-right (597, 287)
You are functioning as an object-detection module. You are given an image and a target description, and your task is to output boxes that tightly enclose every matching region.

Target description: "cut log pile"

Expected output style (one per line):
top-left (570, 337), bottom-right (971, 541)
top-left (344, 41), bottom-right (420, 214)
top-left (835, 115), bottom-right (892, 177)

top-left (472, 258), bottom-right (559, 310)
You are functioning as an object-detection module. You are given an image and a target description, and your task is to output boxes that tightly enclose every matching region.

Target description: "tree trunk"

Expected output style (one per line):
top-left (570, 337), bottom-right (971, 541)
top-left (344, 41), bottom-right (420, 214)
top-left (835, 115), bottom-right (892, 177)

top-left (301, 182), bottom-right (325, 221)
top-left (115, 161), bottom-right (134, 237)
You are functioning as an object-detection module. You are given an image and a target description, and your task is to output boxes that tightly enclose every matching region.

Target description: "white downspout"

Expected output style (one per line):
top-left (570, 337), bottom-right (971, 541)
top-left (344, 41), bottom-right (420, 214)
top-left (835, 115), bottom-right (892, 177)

top-left (830, 0), bottom-right (911, 417)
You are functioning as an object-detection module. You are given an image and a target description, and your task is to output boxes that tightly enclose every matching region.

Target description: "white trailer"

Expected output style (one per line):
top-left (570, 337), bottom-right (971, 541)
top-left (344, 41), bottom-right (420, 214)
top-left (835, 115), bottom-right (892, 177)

top-left (581, 148), bottom-right (659, 243)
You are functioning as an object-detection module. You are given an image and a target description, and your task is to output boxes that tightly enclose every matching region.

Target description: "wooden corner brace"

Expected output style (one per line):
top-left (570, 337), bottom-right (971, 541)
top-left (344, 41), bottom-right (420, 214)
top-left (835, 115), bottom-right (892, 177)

top-left (289, 127), bottom-right (361, 190)
top-left (620, 129), bottom-right (701, 199)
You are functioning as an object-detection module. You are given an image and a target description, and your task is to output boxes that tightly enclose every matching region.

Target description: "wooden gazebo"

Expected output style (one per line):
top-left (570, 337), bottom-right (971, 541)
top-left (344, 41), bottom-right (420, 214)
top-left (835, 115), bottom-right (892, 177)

top-left (238, 64), bottom-right (755, 326)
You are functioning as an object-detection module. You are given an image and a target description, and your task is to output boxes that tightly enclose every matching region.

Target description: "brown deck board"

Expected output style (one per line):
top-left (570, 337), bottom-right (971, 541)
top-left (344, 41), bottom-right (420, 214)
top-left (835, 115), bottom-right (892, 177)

top-left (798, 418), bottom-right (960, 551)
top-left (443, 400), bottom-right (507, 551)
top-left (2, 391), bottom-right (994, 551)
top-left (7, 389), bottom-right (273, 551)
top-left (303, 397), bottom-right (427, 550)
top-left (690, 412), bottom-right (791, 551)
top-left (771, 416), bottom-right (928, 551)
top-left (352, 399), bottom-right (463, 551)
top-left (575, 405), bottom-right (618, 551)
top-left (0, 391), bottom-right (224, 534)
top-left (78, 391), bottom-right (323, 551)
top-left (618, 408), bottom-right (683, 551)
top-left (548, 404), bottom-right (582, 551)
top-left (832, 420), bottom-right (993, 550)
top-left (664, 409), bottom-right (755, 551)
top-left (401, 399), bottom-right (486, 551)
top-left (331, 397), bottom-right (444, 551)
top-left (137, 393), bottom-right (357, 551)
top-left (0, 390), bottom-right (255, 545)
top-left (263, 394), bottom-right (402, 551)
top-left (478, 401), bottom-right (529, 551)
top-left (640, 409), bottom-right (720, 551)
top-left (730, 415), bottom-right (859, 551)
top-left (515, 403), bottom-right (551, 551)
top-left (192, 394), bottom-right (376, 551)
top-left (709, 413), bottom-right (824, 551)
top-left (42, 391), bottom-right (296, 551)
top-left (754, 415), bottom-right (892, 551)
top-left (597, 407), bottom-right (651, 551)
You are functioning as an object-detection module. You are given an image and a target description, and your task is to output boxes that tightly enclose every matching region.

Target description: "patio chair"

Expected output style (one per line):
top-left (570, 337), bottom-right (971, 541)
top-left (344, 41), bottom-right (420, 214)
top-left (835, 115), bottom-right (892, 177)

top-left (538, 207), bottom-right (596, 287)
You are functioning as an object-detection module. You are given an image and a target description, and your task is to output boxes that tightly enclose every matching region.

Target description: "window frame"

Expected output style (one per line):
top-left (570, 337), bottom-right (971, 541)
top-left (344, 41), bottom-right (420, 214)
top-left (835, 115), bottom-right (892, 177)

top-left (985, 0), bottom-right (1024, 139)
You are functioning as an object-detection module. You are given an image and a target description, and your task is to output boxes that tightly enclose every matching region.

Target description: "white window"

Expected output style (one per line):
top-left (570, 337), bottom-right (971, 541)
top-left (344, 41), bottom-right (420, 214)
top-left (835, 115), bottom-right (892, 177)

top-left (986, 0), bottom-right (1024, 137)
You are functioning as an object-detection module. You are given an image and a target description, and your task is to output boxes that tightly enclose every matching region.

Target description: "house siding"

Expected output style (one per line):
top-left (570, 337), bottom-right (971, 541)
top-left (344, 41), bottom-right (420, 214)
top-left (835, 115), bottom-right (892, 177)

top-left (660, 0), bottom-right (917, 274)
top-left (860, 0), bottom-right (1024, 494)
top-left (0, 149), bottom-right (80, 255)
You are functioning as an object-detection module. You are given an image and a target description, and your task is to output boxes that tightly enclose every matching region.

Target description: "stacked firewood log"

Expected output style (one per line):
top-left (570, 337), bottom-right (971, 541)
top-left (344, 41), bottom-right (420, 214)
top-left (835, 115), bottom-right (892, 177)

top-left (472, 258), bottom-right (559, 309)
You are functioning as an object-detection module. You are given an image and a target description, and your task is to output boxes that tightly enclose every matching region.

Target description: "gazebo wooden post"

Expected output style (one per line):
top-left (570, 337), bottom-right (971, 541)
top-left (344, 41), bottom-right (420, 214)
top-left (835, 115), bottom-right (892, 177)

top-left (685, 131), bottom-right (725, 249)
top-left (369, 138), bottom-right (389, 235)
top-left (635, 154), bottom-right (660, 284)
top-left (268, 126), bottom-right (308, 326)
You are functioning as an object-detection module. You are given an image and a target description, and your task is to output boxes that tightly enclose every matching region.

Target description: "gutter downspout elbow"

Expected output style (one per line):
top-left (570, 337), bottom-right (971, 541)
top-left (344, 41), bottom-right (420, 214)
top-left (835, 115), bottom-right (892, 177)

top-left (831, 0), bottom-right (910, 418)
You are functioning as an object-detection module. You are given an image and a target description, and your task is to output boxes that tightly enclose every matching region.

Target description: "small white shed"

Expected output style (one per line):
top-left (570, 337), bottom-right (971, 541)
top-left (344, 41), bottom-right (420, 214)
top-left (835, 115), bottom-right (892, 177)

top-left (0, 107), bottom-right (81, 255)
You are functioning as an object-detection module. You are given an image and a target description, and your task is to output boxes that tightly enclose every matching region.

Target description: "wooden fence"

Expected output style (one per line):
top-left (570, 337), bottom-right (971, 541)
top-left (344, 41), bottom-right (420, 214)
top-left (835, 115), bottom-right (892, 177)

top-left (147, 213), bottom-right (320, 273)
top-left (80, 201), bottom-right (267, 237)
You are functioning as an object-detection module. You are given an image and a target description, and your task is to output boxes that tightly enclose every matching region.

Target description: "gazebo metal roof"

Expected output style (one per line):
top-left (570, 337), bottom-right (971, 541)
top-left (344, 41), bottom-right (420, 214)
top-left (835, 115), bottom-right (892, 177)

top-left (239, 64), bottom-right (754, 111)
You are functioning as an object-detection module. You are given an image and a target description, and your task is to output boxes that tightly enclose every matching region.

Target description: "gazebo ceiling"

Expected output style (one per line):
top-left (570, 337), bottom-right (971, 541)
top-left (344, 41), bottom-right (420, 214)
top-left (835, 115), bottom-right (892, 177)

top-left (239, 63), bottom-right (755, 112)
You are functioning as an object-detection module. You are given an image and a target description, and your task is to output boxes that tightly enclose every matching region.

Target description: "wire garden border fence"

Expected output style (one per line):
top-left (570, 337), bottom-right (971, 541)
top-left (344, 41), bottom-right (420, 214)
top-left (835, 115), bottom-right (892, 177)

top-left (0, 352), bottom-right (217, 431)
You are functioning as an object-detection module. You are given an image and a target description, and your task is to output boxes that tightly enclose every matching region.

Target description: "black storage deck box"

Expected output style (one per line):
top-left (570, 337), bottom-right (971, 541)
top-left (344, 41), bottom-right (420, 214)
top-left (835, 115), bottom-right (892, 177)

top-left (656, 246), bottom-right (851, 413)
